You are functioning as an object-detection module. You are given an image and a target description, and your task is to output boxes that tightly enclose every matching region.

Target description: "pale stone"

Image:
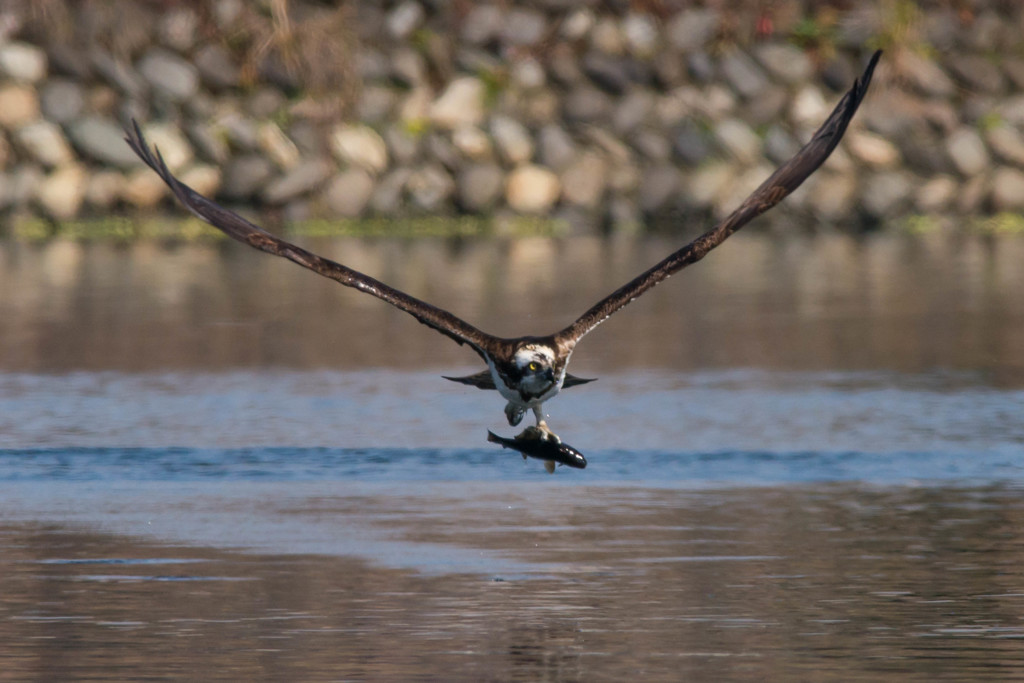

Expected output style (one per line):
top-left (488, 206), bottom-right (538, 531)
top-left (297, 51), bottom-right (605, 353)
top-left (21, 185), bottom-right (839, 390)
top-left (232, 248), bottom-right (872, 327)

top-left (560, 152), bottom-right (607, 208)
top-left (262, 159), bottom-right (333, 204)
top-left (985, 123), bottom-right (1024, 167)
top-left (330, 124), bottom-right (388, 174)
top-left (429, 77), bottom-right (485, 129)
top-left (915, 174), bottom-right (958, 213)
top-left (456, 162), bottom-right (504, 211)
top-left (452, 126), bottom-right (493, 161)
top-left (407, 164), bottom-right (454, 210)
top-left (14, 120), bottom-right (73, 168)
top-left (141, 122), bottom-right (193, 173)
top-left (506, 164), bottom-right (560, 213)
top-left (123, 167), bottom-right (169, 207)
top-left (805, 171), bottom-right (859, 221)
top-left (714, 119), bottom-right (761, 164)
top-left (257, 122), bottom-right (300, 170)
top-left (85, 170), bottom-right (125, 209)
top-left (36, 164), bottom-right (87, 220)
top-left (945, 127), bottom-right (989, 176)
top-left (846, 130), bottom-right (900, 168)
top-left (991, 167), bottom-right (1024, 210)
top-left (323, 168), bottom-right (376, 217)
top-left (491, 115), bottom-right (534, 165)
top-left (0, 42), bottom-right (47, 83)
top-left (180, 164), bottom-right (221, 198)
top-left (0, 84), bottom-right (40, 128)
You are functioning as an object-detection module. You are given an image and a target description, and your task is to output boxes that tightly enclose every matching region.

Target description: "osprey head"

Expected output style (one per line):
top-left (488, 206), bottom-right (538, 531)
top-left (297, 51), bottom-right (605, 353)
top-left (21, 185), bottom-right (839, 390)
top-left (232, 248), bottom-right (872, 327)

top-left (513, 343), bottom-right (557, 395)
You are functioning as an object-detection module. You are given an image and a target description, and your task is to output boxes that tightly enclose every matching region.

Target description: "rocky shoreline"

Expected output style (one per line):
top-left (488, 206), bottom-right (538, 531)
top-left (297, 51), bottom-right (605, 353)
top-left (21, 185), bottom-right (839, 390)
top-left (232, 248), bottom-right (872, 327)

top-left (0, 1), bottom-right (1022, 234)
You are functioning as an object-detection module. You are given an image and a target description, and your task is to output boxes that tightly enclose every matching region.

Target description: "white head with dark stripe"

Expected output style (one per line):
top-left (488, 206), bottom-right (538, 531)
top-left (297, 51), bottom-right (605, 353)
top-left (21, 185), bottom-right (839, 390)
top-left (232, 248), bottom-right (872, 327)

top-left (512, 343), bottom-right (558, 397)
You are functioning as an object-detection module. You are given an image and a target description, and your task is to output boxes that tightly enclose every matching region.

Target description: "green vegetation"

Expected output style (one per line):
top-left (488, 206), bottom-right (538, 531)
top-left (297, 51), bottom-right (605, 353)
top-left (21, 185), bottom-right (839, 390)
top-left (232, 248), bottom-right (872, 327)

top-left (6, 215), bottom-right (569, 242)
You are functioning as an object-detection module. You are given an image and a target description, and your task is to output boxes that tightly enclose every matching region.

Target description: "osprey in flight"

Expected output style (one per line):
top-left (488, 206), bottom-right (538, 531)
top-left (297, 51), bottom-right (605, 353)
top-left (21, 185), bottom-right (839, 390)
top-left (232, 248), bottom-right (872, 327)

top-left (126, 51), bottom-right (879, 451)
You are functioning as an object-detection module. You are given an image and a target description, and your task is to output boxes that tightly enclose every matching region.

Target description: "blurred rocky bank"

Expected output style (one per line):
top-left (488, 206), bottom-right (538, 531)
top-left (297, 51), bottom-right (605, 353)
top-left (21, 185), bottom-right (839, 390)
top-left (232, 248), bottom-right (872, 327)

top-left (0, 0), bottom-right (1021, 235)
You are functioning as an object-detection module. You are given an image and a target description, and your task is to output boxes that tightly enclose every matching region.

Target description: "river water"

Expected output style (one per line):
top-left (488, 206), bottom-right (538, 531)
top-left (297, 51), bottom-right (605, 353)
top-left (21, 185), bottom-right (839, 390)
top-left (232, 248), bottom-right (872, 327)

top-left (1, 231), bottom-right (1023, 680)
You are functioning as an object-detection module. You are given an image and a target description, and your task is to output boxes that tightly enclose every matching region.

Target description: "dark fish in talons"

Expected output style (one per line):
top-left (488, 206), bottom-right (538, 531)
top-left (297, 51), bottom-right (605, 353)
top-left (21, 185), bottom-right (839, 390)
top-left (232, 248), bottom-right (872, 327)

top-left (487, 427), bottom-right (587, 470)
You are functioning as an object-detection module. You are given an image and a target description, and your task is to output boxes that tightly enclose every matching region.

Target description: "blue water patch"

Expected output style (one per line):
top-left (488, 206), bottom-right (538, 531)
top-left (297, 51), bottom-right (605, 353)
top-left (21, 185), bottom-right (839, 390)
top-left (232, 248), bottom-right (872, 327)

top-left (0, 445), bottom-right (1021, 486)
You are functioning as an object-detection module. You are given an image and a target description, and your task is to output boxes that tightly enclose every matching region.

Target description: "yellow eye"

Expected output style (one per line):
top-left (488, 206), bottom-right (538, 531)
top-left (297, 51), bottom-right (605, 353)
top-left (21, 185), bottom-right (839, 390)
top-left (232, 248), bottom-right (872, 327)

top-left (528, 361), bottom-right (540, 372)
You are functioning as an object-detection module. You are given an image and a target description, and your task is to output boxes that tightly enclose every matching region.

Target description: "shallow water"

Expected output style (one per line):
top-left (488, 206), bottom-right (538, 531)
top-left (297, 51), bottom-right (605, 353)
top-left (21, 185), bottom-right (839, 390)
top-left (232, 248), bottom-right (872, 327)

top-left (2, 232), bottom-right (1024, 680)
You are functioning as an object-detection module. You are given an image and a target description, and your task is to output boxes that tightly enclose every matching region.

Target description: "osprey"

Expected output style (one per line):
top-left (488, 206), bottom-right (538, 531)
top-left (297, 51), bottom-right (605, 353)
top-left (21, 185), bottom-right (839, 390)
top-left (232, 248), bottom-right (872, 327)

top-left (125, 51), bottom-right (879, 447)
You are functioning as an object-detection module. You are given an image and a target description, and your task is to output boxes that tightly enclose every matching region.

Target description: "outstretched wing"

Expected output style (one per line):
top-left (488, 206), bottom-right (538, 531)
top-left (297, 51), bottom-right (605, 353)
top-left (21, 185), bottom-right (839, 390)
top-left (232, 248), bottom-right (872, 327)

top-left (555, 50), bottom-right (881, 349)
top-left (125, 121), bottom-right (498, 359)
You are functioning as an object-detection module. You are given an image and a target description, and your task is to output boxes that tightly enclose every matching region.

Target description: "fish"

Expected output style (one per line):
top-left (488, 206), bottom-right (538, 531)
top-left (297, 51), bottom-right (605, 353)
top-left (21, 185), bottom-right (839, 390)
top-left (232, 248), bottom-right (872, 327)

top-left (487, 427), bottom-right (587, 471)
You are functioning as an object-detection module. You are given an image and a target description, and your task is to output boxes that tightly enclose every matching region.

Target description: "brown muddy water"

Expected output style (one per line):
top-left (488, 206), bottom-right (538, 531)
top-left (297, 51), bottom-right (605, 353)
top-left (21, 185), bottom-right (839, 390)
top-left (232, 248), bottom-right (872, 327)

top-left (1, 231), bottom-right (1024, 680)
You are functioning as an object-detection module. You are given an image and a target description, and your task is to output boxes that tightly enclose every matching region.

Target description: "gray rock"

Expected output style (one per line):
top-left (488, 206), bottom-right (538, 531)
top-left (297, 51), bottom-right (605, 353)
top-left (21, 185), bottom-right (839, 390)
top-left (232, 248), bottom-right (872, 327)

top-left (356, 85), bottom-right (398, 124)
top-left (426, 132), bottom-right (460, 171)
top-left (638, 163), bottom-right (682, 213)
top-left (248, 88), bottom-right (287, 118)
top-left (612, 90), bottom-right (653, 135)
top-left (430, 76), bottom-right (486, 129)
top-left (714, 118), bottom-right (761, 164)
top-left (91, 51), bottom-right (146, 97)
top-left (666, 9), bottom-right (720, 53)
top-left (462, 5), bottom-right (504, 45)
top-left (537, 124), bottom-right (576, 171)
top-left (957, 173), bottom-right (990, 214)
top-left (184, 121), bottom-right (229, 164)
top-left (391, 47), bottom-right (427, 87)
top-left (1003, 58), bottom-right (1024, 91)
top-left (357, 49), bottom-right (391, 82)
top-left (36, 164), bottom-right (87, 220)
top-left (548, 45), bottom-right (584, 86)
top-left (490, 115), bottom-right (534, 165)
top-left (262, 159), bottom-right (333, 205)
top-left (39, 79), bottom-right (84, 124)
top-left (754, 43), bottom-right (813, 84)
top-left (562, 86), bottom-right (613, 124)
top-left (330, 124), bottom-right (388, 174)
top-left (914, 174), bottom-right (958, 213)
top-left (984, 123), bottom-right (1024, 167)
top-left (219, 113), bottom-right (260, 151)
top-left (672, 122), bottom-right (712, 165)
top-left (3, 165), bottom-right (43, 209)
top-left (407, 164), bottom-right (455, 210)
top-left (384, 125), bottom-right (422, 166)
top-left (945, 54), bottom-right (1004, 94)
top-left (622, 12), bottom-right (659, 57)
top-left (719, 49), bottom-right (768, 99)
top-left (221, 154), bottom-right (275, 200)
top-left (47, 45), bottom-right (93, 81)
top-left (687, 51), bottom-right (716, 83)
top-left (896, 129), bottom-right (953, 175)
top-left (501, 8), bottom-right (547, 46)
top-left (387, 1), bottom-right (425, 40)
top-left (581, 52), bottom-right (631, 95)
top-left (14, 120), bottom-right (74, 168)
top-left (899, 52), bottom-right (955, 98)
top-left (745, 85), bottom-right (788, 127)
top-left (991, 167), bottom-right (1024, 211)
top-left (560, 152), bottom-right (608, 208)
top-left (506, 164), bottom-right (560, 213)
top-left (68, 116), bottom-right (141, 169)
top-left (193, 43), bottom-right (240, 90)
top-left (632, 129), bottom-right (671, 163)
top-left (137, 48), bottom-right (200, 102)
top-left (456, 162), bottom-right (505, 211)
top-left (323, 168), bottom-right (376, 217)
top-left (945, 127), bottom-right (989, 176)
top-left (158, 6), bottom-right (200, 52)
top-left (683, 162), bottom-right (733, 212)
top-left (0, 42), bottom-right (46, 83)
top-left (861, 171), bottom-right (915, 218)
top-left (371, 168), bottom-right (412, 214)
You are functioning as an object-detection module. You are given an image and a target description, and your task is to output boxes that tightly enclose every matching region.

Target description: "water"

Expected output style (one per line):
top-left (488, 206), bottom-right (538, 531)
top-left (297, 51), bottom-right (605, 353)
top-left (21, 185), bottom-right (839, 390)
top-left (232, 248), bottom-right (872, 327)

top-left (1, 232), bottom-right (1024, 680)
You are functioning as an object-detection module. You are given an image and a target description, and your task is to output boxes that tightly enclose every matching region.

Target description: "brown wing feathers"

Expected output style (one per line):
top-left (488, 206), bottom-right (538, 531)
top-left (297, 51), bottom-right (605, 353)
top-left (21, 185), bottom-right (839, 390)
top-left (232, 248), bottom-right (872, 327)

top-left (124, 121), bottom-right (497, 358)
top-left (555, 50), bottom-right (881, 348)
